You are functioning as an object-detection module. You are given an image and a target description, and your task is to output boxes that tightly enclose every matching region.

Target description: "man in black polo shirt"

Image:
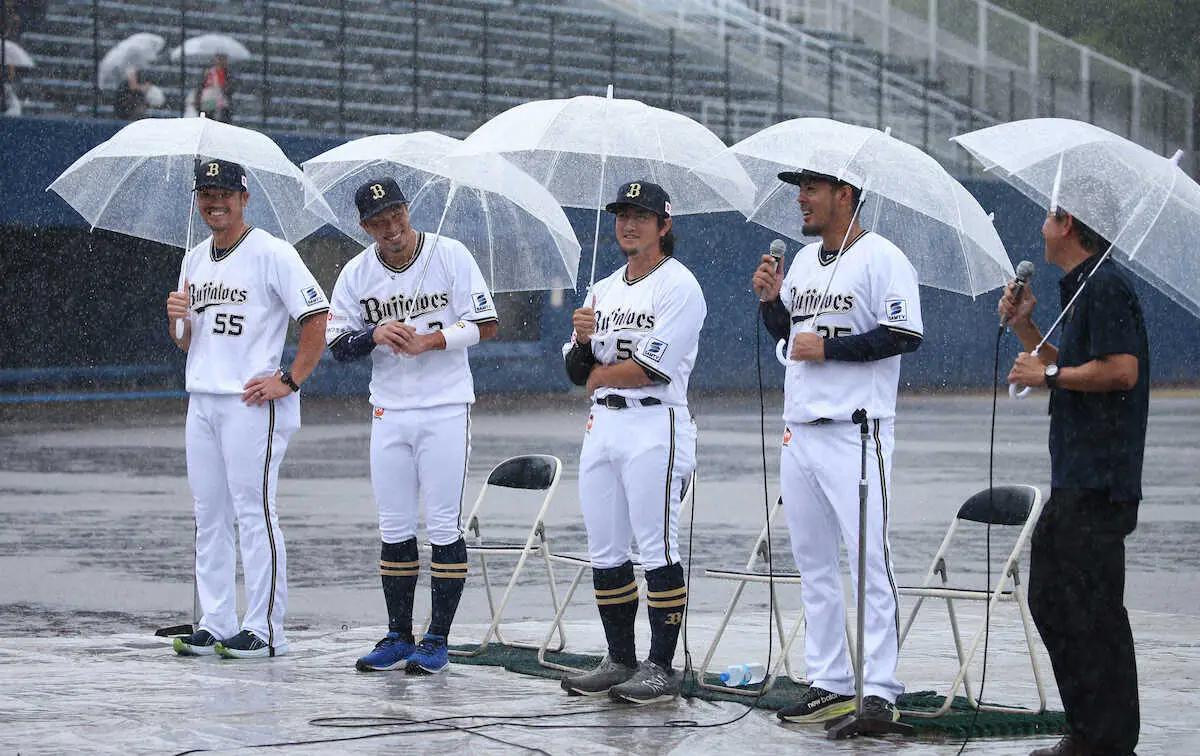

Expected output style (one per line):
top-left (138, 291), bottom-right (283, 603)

top-left (1000, 208), bottom-right (1149, 756)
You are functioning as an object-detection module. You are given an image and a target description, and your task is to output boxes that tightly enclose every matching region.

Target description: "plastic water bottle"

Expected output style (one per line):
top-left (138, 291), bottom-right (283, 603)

top-left (719, 662), bottom-right (767, 687)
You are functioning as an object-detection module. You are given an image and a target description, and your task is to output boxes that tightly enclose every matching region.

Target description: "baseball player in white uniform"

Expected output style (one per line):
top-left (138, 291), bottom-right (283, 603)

top-left (326, 178), bottom-right (498, 675)
top-left (752, 169), bottom-right (923, 724)
top-left (560, 181), bottom-right (705, 704)
top-left (166, 159), bottom-right (329, 659)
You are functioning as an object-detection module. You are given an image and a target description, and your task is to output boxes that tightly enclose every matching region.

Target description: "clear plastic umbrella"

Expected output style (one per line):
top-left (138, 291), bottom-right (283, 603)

top-left (47, 116), bottom-right (335, 248)
top-left (303, 131), bottom-right (581, 293)
top-left (98, 33), bottom-right (165, 89)
top-left (3, 40), bottom-right (35, 68)
top-left (169, 34), bottom-right (252, 62)
top-left (953, 117), bottom-right (1200, 320)
top-left (724, 117), bottom-right (1014, 299)
top-left (451, 87), bottom-right (756, 286)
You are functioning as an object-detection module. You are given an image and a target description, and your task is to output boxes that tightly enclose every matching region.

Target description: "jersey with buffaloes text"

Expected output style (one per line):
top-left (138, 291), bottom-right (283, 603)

top-left (564, 256), bottom-right (706, 407)
top-left (181, 227), bottom-right (329, 394)
top-left (780, 231), bottom-right (922, 424)
top-left (327, 232), bottom-right (498, 410)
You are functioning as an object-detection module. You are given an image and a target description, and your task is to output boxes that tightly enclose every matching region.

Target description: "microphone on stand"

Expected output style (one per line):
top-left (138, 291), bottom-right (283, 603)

top-left (1001, 260), bottom-right (1035, 327)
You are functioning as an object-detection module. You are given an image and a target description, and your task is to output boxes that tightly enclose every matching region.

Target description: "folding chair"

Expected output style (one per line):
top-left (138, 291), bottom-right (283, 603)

top-left (698, 496), bottom-right (856, 696)
top-left (444, 454), bottom-right (567, 657)
top-left (897, 484), bottom-right (1048, 717)
top-left (536, 470), bottom-right (696, 673)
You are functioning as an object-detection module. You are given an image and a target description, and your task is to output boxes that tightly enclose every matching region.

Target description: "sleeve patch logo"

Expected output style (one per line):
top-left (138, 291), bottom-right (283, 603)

top-left (472, 292), bottom-right (492, 313)
top-left (641, 337), bottom-right (668, 363)
top-left (886, 298), bottom-right (908, 322)
top-left (302, 286), bottom-right (323, 306)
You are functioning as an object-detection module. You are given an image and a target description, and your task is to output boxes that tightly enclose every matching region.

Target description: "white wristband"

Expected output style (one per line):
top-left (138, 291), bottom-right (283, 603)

top-left (441, 320), bottom-right (481, 350)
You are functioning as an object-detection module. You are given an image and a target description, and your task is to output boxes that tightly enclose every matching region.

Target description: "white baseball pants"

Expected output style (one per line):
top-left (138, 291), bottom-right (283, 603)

top-left (186, 392), bottom-right (299, 647)
top-left (370, 404), bottom-right (469, 547)
top-left (578, 404), bottom-right (697, 570)
top-left (780, 417), bottom-right (904, 702)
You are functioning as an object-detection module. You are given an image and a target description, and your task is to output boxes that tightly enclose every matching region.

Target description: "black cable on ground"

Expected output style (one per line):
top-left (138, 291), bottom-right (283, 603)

top-left (174, 306), bottom-right (797, 754)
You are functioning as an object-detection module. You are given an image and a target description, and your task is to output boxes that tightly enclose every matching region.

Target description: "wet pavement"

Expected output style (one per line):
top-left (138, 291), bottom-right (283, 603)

top-left (1, 392), bottom-right (1197, 754)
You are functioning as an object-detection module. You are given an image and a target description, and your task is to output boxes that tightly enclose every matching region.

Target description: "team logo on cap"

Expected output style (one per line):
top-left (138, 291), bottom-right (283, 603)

top-left (370, 183), bottom-right (387, 200)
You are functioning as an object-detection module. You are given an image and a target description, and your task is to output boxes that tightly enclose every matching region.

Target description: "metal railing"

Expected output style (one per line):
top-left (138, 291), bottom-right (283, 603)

top-left (746, 0), bottom-right (1194, 162)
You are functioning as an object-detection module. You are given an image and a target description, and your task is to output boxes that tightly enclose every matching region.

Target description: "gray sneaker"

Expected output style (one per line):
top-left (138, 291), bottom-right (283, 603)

top-left (560, 656), bottom-right (636, 696)
top-left (608, 660), bottom-right (680, 704)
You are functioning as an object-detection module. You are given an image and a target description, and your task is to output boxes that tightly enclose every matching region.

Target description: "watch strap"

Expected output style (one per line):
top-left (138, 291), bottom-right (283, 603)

top-left (280, 371), bottom-right (300, 392)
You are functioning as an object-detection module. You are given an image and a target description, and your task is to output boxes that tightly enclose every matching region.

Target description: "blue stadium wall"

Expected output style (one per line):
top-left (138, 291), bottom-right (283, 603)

top-left (2, 115), bottom-right (1197, 397)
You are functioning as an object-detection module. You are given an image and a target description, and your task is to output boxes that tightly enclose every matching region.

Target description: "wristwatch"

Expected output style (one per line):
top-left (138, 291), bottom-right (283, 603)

top-left (280, 371), bottom-right (301, 393)
top-left (1044, 364), bottom-right (1060, 390)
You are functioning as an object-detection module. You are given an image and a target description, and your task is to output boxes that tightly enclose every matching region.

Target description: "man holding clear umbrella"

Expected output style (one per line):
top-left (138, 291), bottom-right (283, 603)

top-left (166, 158), bottom-right (329, 659)
top-left (327, 177), bottom-right (499, 676)
top-left (751, 169), bottom-right (922, 725)
top-left (1001, 207), bottom-right (1147, 756)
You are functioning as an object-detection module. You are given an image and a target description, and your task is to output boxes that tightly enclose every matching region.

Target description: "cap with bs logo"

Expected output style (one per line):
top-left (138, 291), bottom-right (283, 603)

top-left (194, 159), bottom-right (248, 193)
top-left (605, 180), bottom-right (672, 218)
top-left (355, 177), bottom-right (408, 222)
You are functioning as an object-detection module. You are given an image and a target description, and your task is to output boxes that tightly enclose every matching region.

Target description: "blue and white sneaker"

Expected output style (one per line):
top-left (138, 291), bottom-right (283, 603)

top-left (173, 628), bottom-right (220, 657)
top-left (215, 630), bottom-right (289, 659)
top-left (355, 632), bottom-right (416, 671)
top-left (404, 634), bottom-right (449, 675)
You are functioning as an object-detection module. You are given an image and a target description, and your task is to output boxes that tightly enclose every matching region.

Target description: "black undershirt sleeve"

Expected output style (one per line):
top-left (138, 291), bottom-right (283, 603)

top-left (329, 327), bottom-right (377, 362)
top-left (564, 341), bottom-right (598, 386)
top-left (760, 298), bottom-right (792, 343)
top-left (824, 325), bottom-right (922, 362)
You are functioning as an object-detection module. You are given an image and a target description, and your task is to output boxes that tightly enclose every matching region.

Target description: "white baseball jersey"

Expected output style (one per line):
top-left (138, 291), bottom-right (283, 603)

top-left (326, 232), bottom-right (498, 410)
top-left (779, 231), bottom-right (922, 424)
top-left (180, 226), bottom-right (329, 394)
top-left (565, 256), bottom-right (706, 407)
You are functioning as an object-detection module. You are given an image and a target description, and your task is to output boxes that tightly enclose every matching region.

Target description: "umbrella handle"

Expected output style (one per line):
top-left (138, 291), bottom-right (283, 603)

top-left (1009, 382), bottom-right (1033, 400)
top-left (175, 318), bottom-right (185, 340)
top-left (775, 337), bottom-right (803, 368)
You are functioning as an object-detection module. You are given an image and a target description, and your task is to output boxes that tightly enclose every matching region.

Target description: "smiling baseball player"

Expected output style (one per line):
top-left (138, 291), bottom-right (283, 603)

top-left (752, 169), bottom-right (922, 724)
top-left (560, 180), bottom-right (705, 704)
top-left (326, 178), bottom-right (499, 675)
top-left (166, 158), bottom-right (329, 659)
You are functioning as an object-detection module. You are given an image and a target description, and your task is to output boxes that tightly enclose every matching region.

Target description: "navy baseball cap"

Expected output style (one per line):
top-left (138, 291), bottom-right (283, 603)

top-left (778, 168), bottom-right (859, 191)
top-left (605, 180), bottom-right (672, 218)
top-left (194, 158), bottom-right (248, 192)
top-left (355, 178), bottom-right (408, 222)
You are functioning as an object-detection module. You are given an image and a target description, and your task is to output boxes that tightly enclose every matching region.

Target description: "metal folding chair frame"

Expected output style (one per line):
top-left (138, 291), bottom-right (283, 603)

top-left (441, 454), bottom-right (568, 658)
top-left (897, 484), bottom-right (1048, 718)
top-left (536, 470), bottom-right (696, 673)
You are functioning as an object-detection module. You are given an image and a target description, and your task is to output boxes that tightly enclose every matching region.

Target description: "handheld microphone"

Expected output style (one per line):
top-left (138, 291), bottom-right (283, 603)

top-left (1001, 260), bottom-right (1035, 327)
top-left (769, 238), bottom-right (786, 264)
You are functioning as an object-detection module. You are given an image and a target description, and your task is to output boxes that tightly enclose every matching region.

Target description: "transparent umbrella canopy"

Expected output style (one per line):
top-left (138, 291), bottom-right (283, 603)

top-left (451, 88), bottom-right (756, 286)
top-left (953, 117), bottom-right (1200, 320)
top-left (48, 116), bottom-right (335, 249)
top-left (98, 33), bottom-right (165, 89)
top-left (169, 34), bottom-right (252, 62)
top-left (303, 131), bottom-right (581, 294)
top-left (723, 117), bottom-right (1014, 298)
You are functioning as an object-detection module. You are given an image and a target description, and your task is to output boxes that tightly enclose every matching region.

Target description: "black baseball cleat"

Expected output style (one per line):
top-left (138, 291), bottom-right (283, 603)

top-left (173, 628), bottom-right (220, 657)
top-left (777, 686), bottom-right (856, 723)
top-left (215, 630), bottom-right (289, 659)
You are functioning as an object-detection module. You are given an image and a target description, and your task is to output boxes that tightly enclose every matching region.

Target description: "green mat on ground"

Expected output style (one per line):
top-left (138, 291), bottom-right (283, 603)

top-left (449, 643), bottom-right (1066, 738)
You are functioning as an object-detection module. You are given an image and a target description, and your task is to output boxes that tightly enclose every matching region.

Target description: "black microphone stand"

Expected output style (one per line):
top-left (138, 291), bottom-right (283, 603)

top-left (825, 408), bottom-right (916, 740)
